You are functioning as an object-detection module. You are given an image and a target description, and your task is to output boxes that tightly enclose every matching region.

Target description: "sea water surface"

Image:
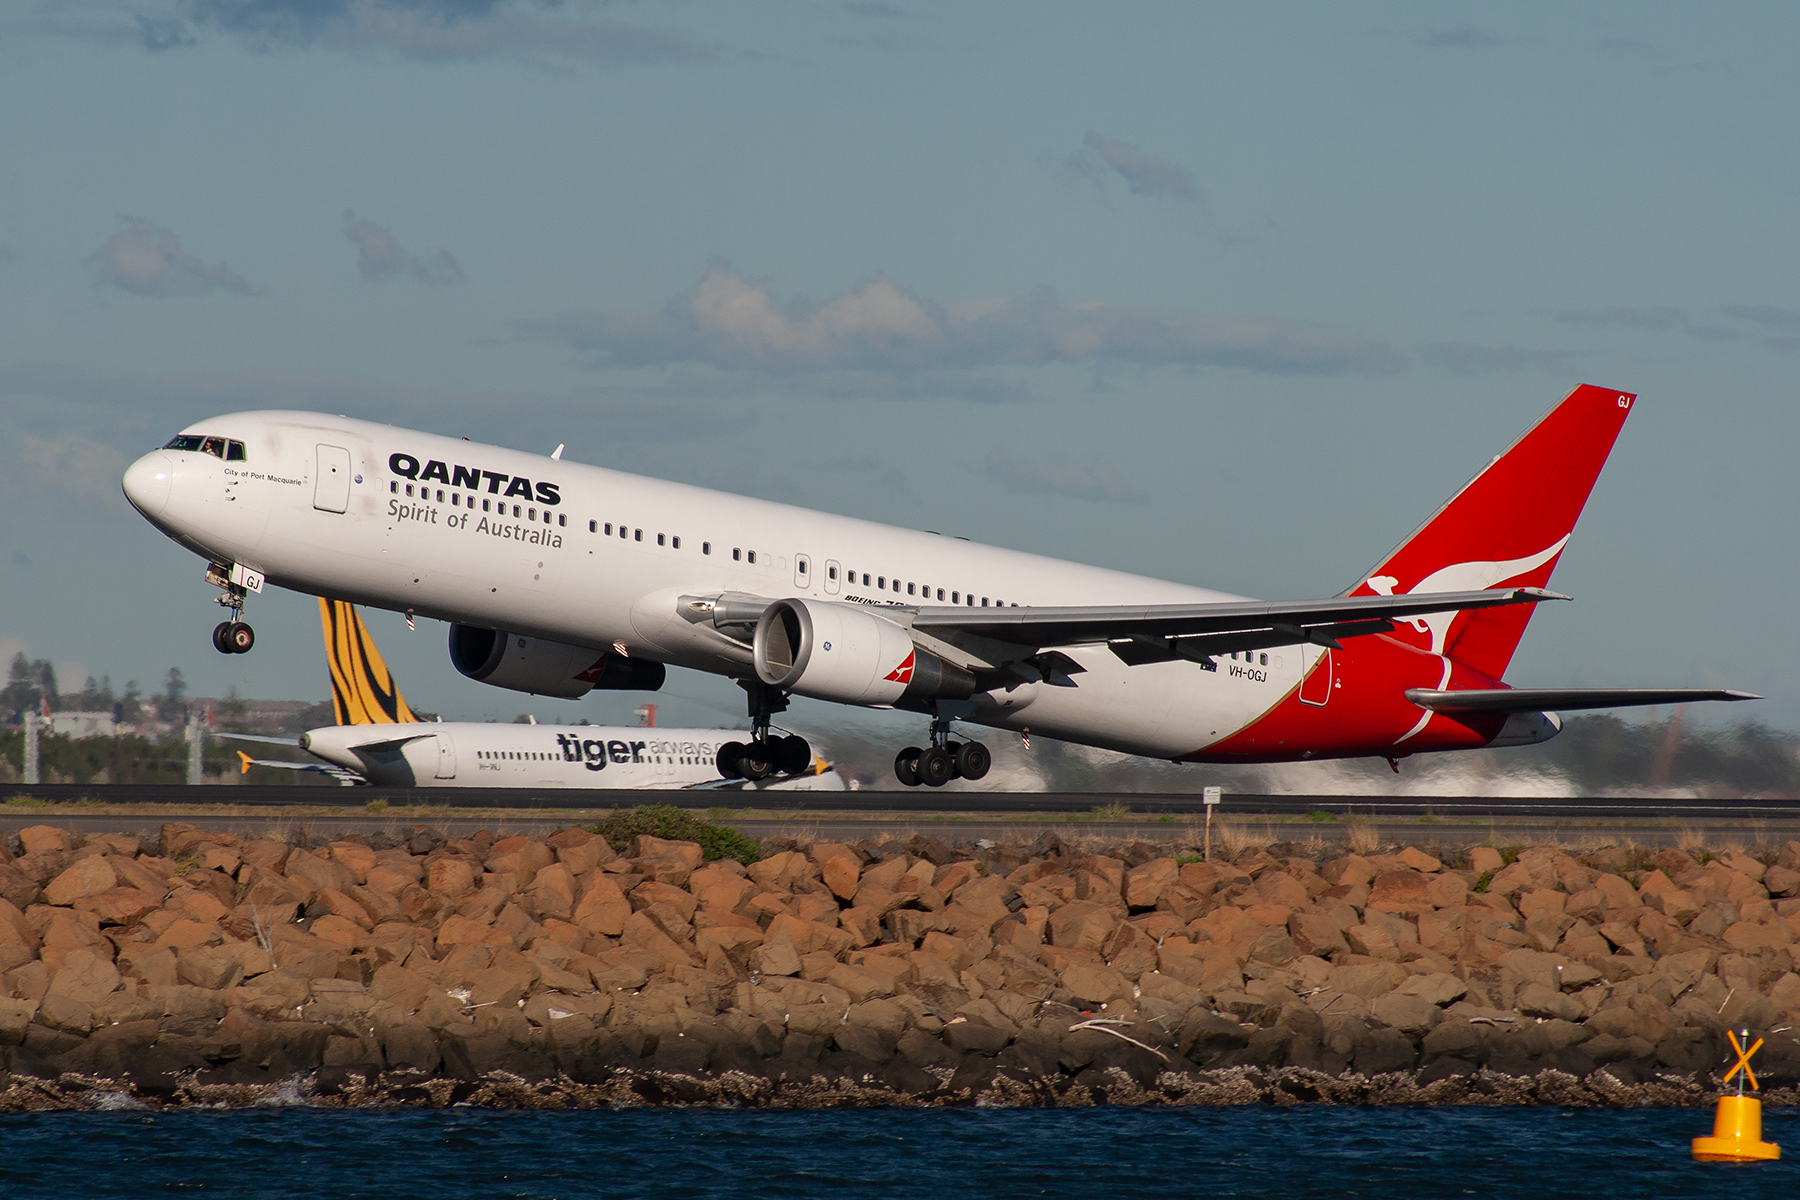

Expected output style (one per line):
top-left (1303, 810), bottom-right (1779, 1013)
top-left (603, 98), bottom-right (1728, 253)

top-left (2, 1106), bottom-right (1795, 1199)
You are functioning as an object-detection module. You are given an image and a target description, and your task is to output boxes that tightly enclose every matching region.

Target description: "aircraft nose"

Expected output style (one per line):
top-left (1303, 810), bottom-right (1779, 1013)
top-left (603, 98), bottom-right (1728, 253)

top-left (122, 451), bottom-right (173, 517)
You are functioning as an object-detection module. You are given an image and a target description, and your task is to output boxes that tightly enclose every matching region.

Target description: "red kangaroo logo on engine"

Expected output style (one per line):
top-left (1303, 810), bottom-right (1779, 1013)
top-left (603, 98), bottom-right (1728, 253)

top-left (883, 652), bottom-right (916, 684)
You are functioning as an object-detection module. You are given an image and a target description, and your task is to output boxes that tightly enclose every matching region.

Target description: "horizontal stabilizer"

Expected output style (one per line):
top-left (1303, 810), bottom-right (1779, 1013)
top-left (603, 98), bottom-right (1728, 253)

top-left (1405, 687), bottom-right (1761, 714)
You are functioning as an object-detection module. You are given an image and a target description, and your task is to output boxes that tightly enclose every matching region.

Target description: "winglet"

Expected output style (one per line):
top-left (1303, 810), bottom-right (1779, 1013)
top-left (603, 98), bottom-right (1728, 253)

top-left (237, 750), bottom-right (253, 775)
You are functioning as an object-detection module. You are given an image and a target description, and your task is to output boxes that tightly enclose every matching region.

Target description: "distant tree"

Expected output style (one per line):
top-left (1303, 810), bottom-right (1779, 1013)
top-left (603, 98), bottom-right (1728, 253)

top-left (0, 653), bottom-right (57, 718)
top-left (156, 667), bottom-right (188, 722)
top-left (219, 685), bottom-right (248, 722)
top-left (117, 680), bottom-right (144, 725)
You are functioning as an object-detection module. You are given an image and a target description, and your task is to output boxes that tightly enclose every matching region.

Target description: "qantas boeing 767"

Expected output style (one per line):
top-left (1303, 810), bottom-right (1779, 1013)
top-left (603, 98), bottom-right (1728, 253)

top-left (120, 384), bottom-right (1752, 787)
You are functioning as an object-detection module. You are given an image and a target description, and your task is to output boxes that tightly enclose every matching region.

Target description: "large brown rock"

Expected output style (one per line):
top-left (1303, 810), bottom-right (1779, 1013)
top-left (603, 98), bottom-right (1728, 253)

top-left (1048, 901), bottom-right (1118, 951)
top-left (1124, 858), bottom-right (1178, 909)
top-left (42, 856), bottom-right (118, 906)
top-left (47, 947), bottom-right (122, 1004)
top-left (524, 863), bottom-right (578, 920)
top-left (325, 841), bottom-right (376, 883)
top-left (573, 874), bottom-right (632, 937)
top-left (1367, 869), bottom-right (1433, 915)
top-left (547, 827), bottom-right (614, 874)
top-left (1370, 992), bottom-right (1439, 1035)
top-left (487, 837), bottom-right (554, 888)
top-left (287, 850), bottom-right (356, 896)
top-left (1287, 910), bottom-right (1350, 957)
top-left (17, 826), bottom-right (71, 855)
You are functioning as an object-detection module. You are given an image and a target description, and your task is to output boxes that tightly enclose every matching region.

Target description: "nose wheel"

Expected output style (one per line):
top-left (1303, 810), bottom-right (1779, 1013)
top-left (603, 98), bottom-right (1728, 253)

top-left (212, 621), bottom-right (255, 655)
top-left (203, 561), bottom-right (255, 654)
top-left (893, 716), bottom-right (990, 787)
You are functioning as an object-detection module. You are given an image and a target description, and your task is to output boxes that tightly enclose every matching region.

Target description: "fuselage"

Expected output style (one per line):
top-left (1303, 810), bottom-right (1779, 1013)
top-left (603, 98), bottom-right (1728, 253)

top-left (299, 720), bottom-right (841, 790)
top-left (122, 410), bottom-right (1529, 764)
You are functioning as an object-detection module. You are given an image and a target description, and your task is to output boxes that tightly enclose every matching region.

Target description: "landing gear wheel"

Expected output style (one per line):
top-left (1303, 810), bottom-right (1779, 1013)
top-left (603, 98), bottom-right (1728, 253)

top-left (894, 746), bottom-right (922, 787)
top-left (739, 741), bottom-right (774, 781)
top-left (774, 735), bottom-right (813, 776)
top-left (954, 740), bottom-right (991, 781)
top-left (917, 746), bottom-right (954, 788)
top-left (213, 622), bottom-right (237, 654)
top-left (716, 742), bottom-right (748, 779)
top-left (226, 622), bottom-right (255, 654)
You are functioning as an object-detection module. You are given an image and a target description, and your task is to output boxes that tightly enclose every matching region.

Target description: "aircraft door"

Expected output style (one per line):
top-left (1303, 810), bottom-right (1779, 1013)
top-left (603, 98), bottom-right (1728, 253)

top-left (823, 560), bottom-right (841, 595)
top-left (1298, 647), bottom-right (1332, 707)
top-left (434, 733), bottom-right (456, 779)
top-left (314, 445), bottom-right (352, 513)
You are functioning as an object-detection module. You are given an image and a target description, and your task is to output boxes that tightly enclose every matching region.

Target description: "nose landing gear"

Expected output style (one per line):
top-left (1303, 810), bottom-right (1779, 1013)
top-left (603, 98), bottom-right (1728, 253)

top-left (893, 715), bottom-right (991, 787)
top-left (212, 621), bottom-right (255, 654)
top-left (716, 678), bottom-right (816, 782)
top-left (204, 562), bottom-right (255, 654)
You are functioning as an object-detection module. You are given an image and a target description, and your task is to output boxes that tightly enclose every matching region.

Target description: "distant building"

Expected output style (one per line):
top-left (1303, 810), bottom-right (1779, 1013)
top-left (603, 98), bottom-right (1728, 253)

top-left (50, 712), bottom-right (116, 738)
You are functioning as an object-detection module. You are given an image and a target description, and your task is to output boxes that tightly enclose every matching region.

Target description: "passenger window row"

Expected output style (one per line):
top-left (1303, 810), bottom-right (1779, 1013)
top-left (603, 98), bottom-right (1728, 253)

top-left (843, 569), bottom-right (1014, 607)
top-left (392, 482), bottom-right (566, 525)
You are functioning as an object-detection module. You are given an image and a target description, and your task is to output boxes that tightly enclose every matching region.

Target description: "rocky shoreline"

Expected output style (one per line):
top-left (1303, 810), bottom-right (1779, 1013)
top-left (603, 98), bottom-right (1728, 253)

top-left (3, 819), bottom-right (1799, 1110)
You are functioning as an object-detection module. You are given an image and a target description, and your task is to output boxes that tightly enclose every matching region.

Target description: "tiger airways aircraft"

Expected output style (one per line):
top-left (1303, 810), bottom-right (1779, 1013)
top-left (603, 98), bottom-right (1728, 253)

top-left (122, 385), bottom-right (1754, 788)
top-left (225, 599), bottom-right (843, 790)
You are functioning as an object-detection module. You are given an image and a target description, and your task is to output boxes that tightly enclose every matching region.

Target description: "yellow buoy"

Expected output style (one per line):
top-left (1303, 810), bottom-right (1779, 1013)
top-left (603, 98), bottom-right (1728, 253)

top-left (1692, 1030), bottom-right (1781, 1163)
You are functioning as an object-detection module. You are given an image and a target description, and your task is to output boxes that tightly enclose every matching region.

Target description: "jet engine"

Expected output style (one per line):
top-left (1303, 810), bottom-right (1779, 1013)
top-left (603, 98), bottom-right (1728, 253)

top-left (448, 625), bottom-right (665, 699)
top-left (753, 598), bottom-right (974, 706)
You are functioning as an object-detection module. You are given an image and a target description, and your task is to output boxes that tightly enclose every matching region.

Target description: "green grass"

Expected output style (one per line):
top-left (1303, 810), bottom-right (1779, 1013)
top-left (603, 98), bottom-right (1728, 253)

top-left (1473, 869), bottom-right (1496, 894)
top-left (1175, 852), bottom-right (1204, 865)
top-left (3, 795), bottom-right (47, 809)
top-left (365, 799), bottom-right (389, 813)
top-left (1304, 810), bottom-right (1337, 823)
top-left (585, 804), bottom-right (763, 865)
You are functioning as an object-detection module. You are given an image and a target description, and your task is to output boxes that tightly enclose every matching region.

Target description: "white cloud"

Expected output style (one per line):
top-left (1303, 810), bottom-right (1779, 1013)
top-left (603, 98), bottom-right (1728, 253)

top-left (1048, 130), bottom-right (1204, 205)
top-left (1415, 342), bottom-right (1585, 376)
top-left (87, 216), bottom-right (254, 297)
top-left (3, 432), bottom-right (132, 509)
top-left (980, 449), bottom-right (1148, 504)
top-left (525, 263), bottom-right (1406, 394)
top-left (343, 210), bottom-right (462, 286)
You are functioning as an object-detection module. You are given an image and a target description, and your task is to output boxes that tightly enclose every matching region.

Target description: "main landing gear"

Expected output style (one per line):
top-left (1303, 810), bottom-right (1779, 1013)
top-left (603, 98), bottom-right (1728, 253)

top-left (716, 679), bottom-right (814, 782)
top-left (893, 715), bottom-right (990, 788)
top-left (204, 562), bottom-right (255, 655)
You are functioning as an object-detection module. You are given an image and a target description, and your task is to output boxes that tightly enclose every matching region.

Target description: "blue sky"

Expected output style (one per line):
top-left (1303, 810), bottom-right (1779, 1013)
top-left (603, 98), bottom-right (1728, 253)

top-left (2, 2), bottom-right (1796, 737)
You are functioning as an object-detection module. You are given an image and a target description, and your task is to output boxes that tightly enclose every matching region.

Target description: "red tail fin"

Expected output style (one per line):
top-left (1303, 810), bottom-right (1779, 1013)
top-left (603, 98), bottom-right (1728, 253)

top-left (1348, 384), bottom-right (1635, 680)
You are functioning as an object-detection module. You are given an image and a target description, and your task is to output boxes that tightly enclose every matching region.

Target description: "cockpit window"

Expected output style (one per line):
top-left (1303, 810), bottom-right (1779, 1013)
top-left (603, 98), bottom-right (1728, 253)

top-left (164, 434), bottom-right (248, 461)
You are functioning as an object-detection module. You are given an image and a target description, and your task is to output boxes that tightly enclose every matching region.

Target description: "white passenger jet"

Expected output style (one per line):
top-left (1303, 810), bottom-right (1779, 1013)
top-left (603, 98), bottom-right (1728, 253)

top-left (227, 598), bottom-right (843, 789)
top-left (124, 385), bottom-right (1752, 787)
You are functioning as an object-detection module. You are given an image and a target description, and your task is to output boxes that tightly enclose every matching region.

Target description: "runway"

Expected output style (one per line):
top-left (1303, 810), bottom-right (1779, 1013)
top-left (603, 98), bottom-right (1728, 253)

top-left (2, 783), bottom-right (1796, 848)
top-left (4, 782), bottom-right (1799, 819)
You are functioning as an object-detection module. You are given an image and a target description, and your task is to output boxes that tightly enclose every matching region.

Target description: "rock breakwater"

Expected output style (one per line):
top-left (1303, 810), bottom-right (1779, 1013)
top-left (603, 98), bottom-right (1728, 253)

top-left (2, 820), bottom-right (1799, 1110)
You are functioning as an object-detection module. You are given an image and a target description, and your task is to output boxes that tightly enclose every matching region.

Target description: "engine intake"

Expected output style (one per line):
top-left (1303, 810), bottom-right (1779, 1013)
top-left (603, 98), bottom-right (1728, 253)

top-left (448, 625), bottom-right (665, 698)
top-left (753, 599), bottom-right (973, 706)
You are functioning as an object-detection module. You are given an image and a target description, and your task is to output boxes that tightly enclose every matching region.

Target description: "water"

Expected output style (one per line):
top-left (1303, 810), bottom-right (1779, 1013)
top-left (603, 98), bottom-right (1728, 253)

top-left (2, 1107), bottom-right (1795, 1199)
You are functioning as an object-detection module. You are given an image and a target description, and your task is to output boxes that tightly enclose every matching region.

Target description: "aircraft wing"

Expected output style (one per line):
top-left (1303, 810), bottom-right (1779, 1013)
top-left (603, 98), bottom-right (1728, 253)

top-left (907, 587), bottom-right (1563, 664)
top-left (214, 731), bottom-right (304, 747)
top-left (232, 750), bottom-right (365, 786)
top-left (1405, 687), bottom-right (1760, 713)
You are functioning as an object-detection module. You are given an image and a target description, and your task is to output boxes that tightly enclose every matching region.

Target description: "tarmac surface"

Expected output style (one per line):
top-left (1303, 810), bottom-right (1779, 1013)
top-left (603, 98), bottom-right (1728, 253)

top-left (2, 783), bottom-right (1797, 848)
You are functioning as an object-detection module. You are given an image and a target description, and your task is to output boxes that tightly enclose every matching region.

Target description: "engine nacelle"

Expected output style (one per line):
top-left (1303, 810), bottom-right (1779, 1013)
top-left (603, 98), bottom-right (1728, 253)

top-left (448, 625), bottom-right (665, 699)
top-left (753, 598), bottom-right (974, 706)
